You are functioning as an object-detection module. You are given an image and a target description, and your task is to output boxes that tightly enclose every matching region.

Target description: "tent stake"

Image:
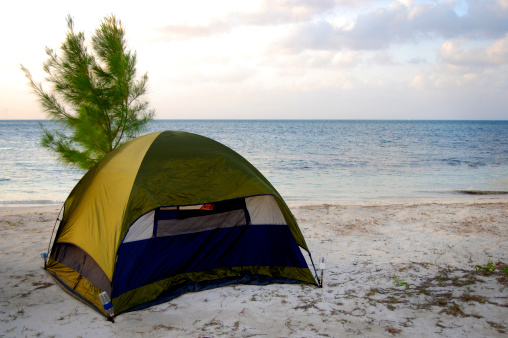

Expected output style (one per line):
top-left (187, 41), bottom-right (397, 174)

top-left (319, 257), bottom-right (326, 288)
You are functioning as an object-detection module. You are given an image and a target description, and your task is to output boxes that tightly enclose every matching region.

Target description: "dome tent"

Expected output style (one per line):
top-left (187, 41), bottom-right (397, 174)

top-left (45, 130), bottom-right (319, 318)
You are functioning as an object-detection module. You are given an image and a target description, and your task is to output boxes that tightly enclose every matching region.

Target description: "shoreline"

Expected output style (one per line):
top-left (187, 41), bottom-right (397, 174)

top-left (1, 197), bottom-right (507, 337)
top-left (2, 194), bottom-right (508, 208)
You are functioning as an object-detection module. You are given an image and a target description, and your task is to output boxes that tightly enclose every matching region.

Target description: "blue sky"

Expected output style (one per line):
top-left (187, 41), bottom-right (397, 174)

top-left (1, 0), bottom-right (508, 119)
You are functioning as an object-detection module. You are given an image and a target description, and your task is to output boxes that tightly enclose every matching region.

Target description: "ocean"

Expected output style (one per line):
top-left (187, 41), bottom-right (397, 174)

top-left (1, 120), bottom-right (507, 206)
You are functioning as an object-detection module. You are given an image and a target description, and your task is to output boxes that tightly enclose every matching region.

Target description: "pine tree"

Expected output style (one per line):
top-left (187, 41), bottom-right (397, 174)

top-left (21, 15), bottom-right (155, 170)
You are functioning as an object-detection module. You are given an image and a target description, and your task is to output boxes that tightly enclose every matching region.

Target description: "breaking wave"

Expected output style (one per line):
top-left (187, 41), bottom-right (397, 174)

top-left (455, 190), bottom-right (508, 195)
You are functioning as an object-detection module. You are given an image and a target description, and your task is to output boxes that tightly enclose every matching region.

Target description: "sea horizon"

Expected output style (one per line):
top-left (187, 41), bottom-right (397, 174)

top-left (2, 118), bottom-right (508, 122)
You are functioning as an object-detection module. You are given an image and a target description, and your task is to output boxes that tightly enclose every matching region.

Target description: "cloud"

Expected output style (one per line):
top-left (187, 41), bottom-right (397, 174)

top-left (281, 0), bottom-right (508, 52)
top-left (411, 66), bottom-right (508, 93)
top-left (243, 0), bottom-right (338, 25)
top-left (161, 20), bottom-right (231, 39)
top-left (167, 63), bottom-right (257, 86)
top-left (410, 74), bottom-right (425, 89)
top-left (367, 50), bottom-right (398, 65)
top-left (160, 0), bottom-right (341, 40)
top-left (408, 57), bottom-right (427, 64)
top-left (332, 50), bottom-right (363, 67)
top-left (411, 38), bottom-right (508, 94)
top-left (203, 65), bottom-right (257, 84)
top-left (439, 34), bottom-right (508, 67)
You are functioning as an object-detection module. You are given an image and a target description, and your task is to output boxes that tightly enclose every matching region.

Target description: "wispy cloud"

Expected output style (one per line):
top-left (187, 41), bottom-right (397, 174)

top-left (159, 0), bottom-right (348, 40)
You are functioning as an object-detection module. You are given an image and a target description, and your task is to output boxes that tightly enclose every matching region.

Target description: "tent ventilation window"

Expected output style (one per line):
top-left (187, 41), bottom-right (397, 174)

top-left (155, 198), bottom-right (250, 237)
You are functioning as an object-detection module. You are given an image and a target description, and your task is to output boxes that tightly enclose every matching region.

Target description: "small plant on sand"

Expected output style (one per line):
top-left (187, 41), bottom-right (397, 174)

top-left (437, 275), bottom-right (448, 286)
top-left (487, 321), bottom-right (507, 334)
top-left (386, 327), bottom-right (402, 335)
top-left (502, 266), bottom-right (508, 276)
top-left (6, 220), bottom-right (23, 227)
top-left (442, 303), bottom-right (464, 317)
top-left (365, 288), bottom-right (378, 298)
top-left (233, 321), bottom-right (240, 331)
top-left (393, 277), bottom-right (408, 288)
top-left (460, 293), bottom-right (486, 304)
top-left (153, 324), bottom-right (179, 331)
top-left (475, 262), bottom-right (497, 275)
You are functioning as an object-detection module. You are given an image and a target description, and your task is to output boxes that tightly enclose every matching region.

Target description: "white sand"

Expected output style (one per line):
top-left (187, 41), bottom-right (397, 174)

top-left (1, 198), bottom-right (507, 337)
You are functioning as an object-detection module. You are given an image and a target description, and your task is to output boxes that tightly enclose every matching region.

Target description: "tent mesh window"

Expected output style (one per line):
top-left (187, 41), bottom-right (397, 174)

top-left (155, 198), bottom-right (250, 237)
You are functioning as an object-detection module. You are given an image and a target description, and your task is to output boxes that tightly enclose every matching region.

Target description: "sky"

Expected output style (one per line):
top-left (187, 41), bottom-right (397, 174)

top-left (2, 0), bottom-right (508, 120)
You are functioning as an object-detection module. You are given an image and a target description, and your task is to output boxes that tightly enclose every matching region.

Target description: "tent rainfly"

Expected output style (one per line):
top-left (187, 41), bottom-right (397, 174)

top-left (44, 130), bottom-right (320, 319)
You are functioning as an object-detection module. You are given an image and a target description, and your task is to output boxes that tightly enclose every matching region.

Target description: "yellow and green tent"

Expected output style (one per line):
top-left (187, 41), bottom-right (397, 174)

top-left (46, 130), bottom-right (319, 317)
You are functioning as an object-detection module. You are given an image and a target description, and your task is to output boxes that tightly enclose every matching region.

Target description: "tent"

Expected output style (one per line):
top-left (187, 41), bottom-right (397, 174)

top-left (45, 130), bottom-right (319, 318)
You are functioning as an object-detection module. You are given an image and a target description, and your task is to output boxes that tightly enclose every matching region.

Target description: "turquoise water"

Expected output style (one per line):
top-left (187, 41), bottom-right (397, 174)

top-left (1, 120), bottom-right (507, 205)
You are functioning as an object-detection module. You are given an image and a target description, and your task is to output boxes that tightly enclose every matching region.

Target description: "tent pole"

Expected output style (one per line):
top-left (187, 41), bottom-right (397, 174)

top-left (307, 253), bottom-right (322, 288)
top-left (44, 204), bottom-right (64, 269)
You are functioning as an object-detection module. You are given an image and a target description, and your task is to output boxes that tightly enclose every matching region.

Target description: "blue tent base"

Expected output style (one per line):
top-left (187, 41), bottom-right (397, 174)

top-left (116, 274), bottom-right (314, 316)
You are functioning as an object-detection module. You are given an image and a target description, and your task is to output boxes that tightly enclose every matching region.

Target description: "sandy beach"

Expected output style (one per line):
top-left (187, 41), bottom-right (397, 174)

top-left (1, 197), bottom-right (507, 337)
